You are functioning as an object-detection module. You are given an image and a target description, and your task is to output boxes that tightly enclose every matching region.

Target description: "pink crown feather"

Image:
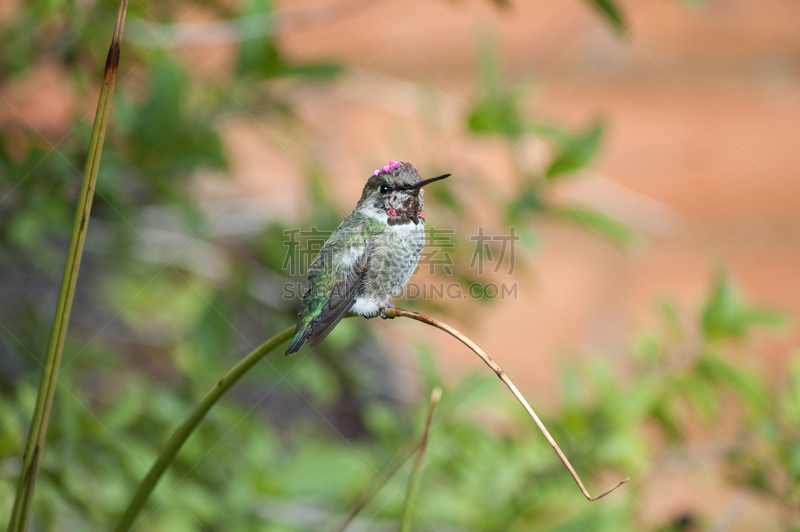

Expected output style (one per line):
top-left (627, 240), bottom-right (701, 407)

top-left (373, 160), bottom-right (403, 176)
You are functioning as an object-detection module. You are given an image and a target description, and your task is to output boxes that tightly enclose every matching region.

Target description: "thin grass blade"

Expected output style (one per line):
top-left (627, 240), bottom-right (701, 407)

top-left (400, 387), bottom-right (442, 532)
top-left (7, 2), bottom-right (129, 531)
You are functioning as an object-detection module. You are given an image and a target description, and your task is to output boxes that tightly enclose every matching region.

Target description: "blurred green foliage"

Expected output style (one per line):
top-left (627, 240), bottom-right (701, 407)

top-left (702, 268), bottom-right (786, 340)
top-left (467, 35), bottom-right (635, 247)
top-left (1, 0), bottom-right (797, 531)
top-left (1, 266), bottom-right (795, 530)
top-left (588, 0), bottom-right (626, 33)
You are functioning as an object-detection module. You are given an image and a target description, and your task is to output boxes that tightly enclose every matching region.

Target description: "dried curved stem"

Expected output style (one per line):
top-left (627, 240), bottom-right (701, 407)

top-left (384, 307), bottom-right (629, 501)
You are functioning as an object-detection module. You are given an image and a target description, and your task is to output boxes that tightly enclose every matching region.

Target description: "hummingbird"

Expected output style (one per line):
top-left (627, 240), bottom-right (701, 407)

top-left (285, 161), bottom-right (450, 355)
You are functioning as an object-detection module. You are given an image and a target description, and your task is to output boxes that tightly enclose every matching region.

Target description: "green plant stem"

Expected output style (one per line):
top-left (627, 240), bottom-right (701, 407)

top-left (114, 326), bottom-right (295, 532)
top-left (7, 3), bottom-right (128, 531)
top-left (335, 442), bottom-right (417, 532)
top-left (117, 306), bottom-right (627, 532)
top-left (336, 389), bottom-right (442, 532)
top-left (400, 387), bottom-right (441, 532)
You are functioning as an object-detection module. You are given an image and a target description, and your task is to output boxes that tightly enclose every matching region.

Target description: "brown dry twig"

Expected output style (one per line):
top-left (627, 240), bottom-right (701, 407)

top-left (384, 306), bottom-right (629, 501)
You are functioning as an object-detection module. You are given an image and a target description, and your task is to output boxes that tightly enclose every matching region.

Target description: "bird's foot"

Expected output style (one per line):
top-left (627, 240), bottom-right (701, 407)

top-left (380, 304), bottom-right (396, 320)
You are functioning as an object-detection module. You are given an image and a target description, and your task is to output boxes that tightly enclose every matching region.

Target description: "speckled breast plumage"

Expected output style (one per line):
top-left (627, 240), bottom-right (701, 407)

top-left (357, 220), bottom-right (425, 312)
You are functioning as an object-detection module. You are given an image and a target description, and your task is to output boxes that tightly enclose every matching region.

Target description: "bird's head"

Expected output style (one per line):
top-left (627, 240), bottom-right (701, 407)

top-left (359, 161), bottom-right (450, 224)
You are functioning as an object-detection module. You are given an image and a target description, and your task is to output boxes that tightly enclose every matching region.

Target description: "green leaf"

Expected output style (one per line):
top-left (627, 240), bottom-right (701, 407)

top-left (587, 0), bottom-right (626, 33)
top-left (124, 55), bottom-right (226, 183)
top-left (236, 0), bottom-right (343, 81)
top-left (546, 122), bottom-right (604, 179)
top-left (701, 270), bottom-right (740, 339)
top-left (467, 93), bottom-right (526, 140)
top-left (658, 298), bottom-right (681, 329)
top-left (683, 377), bottom-right (718, 418)
top-left (554, 206), bottom-right (636, 246)
top-left (701, 269), bottom-right (786, 340)
top-left (505, 185), bottom-right (545, 224)
top-left (467, 33), bottom-right (527, 140)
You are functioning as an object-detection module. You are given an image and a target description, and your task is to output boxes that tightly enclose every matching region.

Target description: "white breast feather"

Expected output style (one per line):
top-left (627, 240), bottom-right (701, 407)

top-left (337, 244), bottom-right (364, 268)
top-left (360, 207), bottom-right (389, 224)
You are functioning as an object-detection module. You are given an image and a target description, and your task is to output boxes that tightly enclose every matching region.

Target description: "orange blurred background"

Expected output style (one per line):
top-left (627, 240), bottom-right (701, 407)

top-left (161, 0), bottom-right (800, 394)
top-left (185, 3), bottom-right (800, 526)
top-left (4, 1), bottom-right (798, 528)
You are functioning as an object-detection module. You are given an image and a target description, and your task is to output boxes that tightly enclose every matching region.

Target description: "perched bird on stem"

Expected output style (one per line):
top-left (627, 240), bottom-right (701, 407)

top-left (286, 161), bottom-right (450, 354)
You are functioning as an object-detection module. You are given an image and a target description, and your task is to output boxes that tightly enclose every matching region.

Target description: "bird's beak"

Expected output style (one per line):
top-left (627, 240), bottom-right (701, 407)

top-left (405, 173), bottom-right (451, 191)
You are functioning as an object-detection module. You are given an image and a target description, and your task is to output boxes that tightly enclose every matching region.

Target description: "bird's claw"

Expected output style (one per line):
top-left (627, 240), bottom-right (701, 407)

top-left (380, 304), bottom-right (396, 320)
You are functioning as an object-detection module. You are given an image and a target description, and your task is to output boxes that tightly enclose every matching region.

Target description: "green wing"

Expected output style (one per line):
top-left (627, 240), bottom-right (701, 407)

top-left (285, 215), bottom-right (385, 354)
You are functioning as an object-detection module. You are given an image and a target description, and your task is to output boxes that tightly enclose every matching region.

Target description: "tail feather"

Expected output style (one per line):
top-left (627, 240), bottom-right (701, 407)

top-left (285, 325), bottom-right (312, 355)
top-left (304, 298), bottom-right (356, 350)
top-left (285, 296), bottom-right (357, 356)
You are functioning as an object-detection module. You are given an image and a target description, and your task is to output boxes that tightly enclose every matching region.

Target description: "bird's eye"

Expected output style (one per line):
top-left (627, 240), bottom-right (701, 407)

top-left (379, 185), bottom-right (390, 194)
